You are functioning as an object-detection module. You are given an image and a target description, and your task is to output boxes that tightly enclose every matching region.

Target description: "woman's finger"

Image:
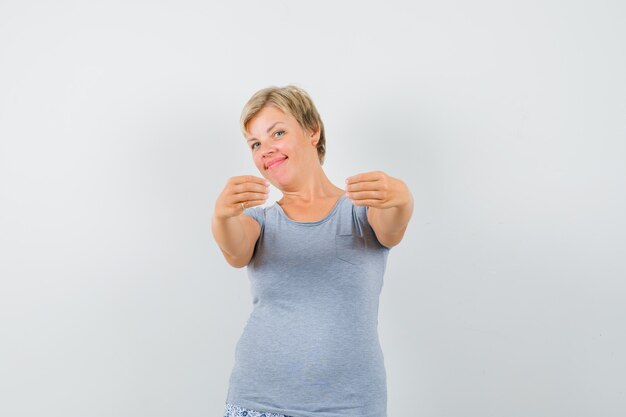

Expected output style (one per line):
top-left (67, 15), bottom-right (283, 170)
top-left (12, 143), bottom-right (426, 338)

top-left (347, 190), bottom-right (383, 201)
top-left (233, 181), bottom-right (270, 195)
top-left (239, 199), bottom-right (267, 209)
top-left (231, 192), bottom-right (269, 205)
top-left (345, 180), bottom-right (380, 192)
top-left (230, 175), bottom-right (269, 187)
top-left (350, 199), bottom-right (394, 209)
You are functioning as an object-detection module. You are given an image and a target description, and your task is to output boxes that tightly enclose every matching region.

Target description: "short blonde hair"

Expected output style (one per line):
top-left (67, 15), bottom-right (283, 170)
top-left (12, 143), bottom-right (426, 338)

top-left (240, 85), bottom-right (326, 165)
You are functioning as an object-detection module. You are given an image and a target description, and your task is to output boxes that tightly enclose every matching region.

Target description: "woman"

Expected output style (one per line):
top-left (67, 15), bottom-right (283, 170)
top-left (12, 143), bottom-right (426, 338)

top-left (211, 85), bottom-right (413, 417)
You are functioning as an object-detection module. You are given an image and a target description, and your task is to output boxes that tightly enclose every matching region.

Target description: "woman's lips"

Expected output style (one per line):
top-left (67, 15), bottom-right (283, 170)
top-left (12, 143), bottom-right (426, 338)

top-left (266, 157), bottom-right (287, 170)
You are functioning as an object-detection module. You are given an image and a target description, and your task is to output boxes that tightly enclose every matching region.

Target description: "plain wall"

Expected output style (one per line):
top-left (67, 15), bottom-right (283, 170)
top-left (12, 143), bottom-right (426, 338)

top-left (1, 1), bottom-right (624, 416)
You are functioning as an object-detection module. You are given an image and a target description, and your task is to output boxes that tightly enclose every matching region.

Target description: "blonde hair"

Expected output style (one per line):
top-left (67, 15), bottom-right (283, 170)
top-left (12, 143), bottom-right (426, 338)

top-left (240, 85), bottom-right (326, 165)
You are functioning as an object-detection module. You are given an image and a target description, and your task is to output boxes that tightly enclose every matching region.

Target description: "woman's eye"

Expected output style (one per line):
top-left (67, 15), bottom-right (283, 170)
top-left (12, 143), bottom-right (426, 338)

top-left (274, 130), bottom-right (285, 138)
top-left (251, 142), bottom-right (260, 150)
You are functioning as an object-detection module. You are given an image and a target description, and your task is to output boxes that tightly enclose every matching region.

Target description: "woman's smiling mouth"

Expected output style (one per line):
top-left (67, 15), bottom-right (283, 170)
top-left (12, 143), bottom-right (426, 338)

top-left (266, 157), bottom-right (288, 170)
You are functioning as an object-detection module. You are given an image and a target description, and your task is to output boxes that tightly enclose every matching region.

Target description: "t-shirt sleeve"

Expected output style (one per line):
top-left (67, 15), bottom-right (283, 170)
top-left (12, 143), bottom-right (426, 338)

top-left (242, 205), bottom-right (265, 229)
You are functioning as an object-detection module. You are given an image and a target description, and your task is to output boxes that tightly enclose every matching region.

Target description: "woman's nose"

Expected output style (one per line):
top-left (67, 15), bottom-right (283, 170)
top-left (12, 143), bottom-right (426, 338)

top-left (260, 143), bottom-right (276, 156)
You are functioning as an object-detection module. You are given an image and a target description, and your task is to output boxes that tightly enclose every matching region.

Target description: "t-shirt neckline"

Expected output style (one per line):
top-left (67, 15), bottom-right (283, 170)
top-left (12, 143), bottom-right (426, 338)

top-left (273, 194), bottom-right (347, 226)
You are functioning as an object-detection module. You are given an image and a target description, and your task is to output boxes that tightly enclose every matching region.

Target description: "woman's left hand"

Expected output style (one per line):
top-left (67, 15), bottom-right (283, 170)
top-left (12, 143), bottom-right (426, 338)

top-left (345, 171), bottom-right (412, 209)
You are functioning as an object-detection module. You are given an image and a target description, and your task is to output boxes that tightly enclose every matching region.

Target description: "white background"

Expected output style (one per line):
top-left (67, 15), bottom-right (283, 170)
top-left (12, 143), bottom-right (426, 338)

top-left (1, 1), bottom-right (625, 416)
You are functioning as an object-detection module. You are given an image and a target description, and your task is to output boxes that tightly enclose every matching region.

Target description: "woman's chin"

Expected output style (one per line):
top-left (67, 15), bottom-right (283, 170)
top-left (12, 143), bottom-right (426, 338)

top-left (272, 179), bottom-right (287, 189)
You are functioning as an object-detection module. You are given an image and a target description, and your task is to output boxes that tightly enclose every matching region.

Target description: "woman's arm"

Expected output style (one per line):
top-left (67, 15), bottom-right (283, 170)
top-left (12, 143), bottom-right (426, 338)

top-left (345, 171), bottom-right (414, 248)
top-left (211, 214), bottom-right (261, 268)
top-left (212, 175), bottom-right (268, 268)
top-left (367, 197), bottom-right (414, 248)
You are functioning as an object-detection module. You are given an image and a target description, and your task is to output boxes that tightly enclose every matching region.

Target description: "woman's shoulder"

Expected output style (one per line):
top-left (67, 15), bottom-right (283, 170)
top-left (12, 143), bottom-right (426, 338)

top-left (242, 204), bottom-right (268, 227)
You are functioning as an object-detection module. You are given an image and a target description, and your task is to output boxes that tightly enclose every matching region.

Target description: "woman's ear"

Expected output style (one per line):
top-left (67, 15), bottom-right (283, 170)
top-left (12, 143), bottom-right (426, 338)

top-left (309, 125), bottom-right (321, 146)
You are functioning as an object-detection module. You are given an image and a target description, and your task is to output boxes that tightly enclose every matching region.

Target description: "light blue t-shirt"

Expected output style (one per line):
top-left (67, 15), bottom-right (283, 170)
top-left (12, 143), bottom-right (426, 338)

top-left (226, 194), bottom-right (391, 417)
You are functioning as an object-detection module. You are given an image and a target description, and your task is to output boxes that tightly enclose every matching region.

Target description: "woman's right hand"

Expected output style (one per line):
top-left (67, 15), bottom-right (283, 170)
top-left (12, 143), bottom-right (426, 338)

top-left (213, 175), bottom-right (270, 220)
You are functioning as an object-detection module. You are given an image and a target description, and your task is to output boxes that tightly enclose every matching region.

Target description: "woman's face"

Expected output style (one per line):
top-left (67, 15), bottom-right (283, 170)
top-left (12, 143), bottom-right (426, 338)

top-left (245, 105), bottom-right (319, 188)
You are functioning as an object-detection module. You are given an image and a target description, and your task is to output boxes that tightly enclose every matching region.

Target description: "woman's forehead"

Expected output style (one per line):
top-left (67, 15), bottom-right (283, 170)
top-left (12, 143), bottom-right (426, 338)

top-left (252, 105), bottom-right (287, 123)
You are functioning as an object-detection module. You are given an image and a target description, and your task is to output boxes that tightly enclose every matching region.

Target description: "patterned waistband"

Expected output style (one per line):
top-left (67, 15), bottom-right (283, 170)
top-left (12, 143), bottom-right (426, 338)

top-left (223, 402), bottom-right (293, 417)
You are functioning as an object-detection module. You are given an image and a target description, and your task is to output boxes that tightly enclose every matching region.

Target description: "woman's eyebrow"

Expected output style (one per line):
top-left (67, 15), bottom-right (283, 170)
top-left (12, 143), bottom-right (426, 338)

top-left (247, 121), bottom-right (285, 141)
